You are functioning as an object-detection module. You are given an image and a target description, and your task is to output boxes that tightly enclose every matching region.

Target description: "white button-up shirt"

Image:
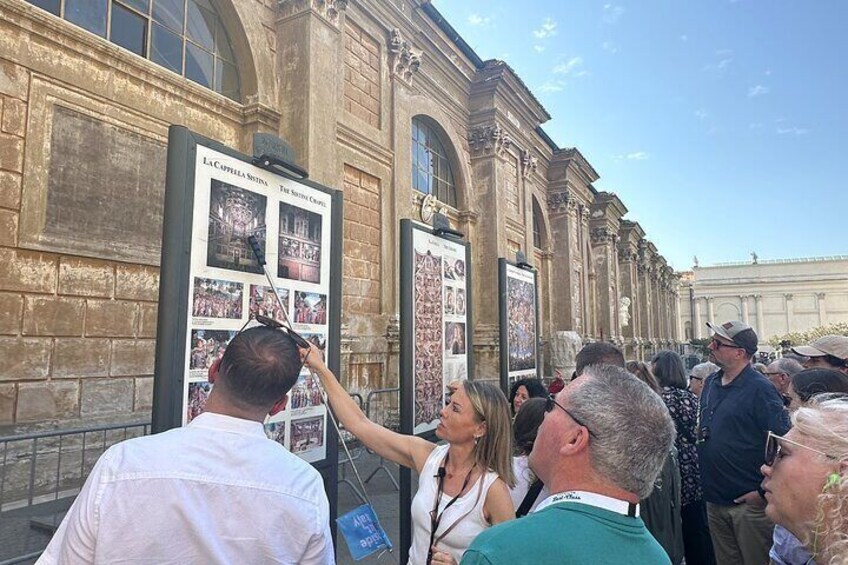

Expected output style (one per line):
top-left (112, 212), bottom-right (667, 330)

top-left (38, 412), bottom-right (334, 564)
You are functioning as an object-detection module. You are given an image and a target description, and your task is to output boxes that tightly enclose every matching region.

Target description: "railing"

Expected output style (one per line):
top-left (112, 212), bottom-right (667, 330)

top-left (0, 421), bottom-right (151, 564)
top-left (363, 387), bottom-right (400, 490)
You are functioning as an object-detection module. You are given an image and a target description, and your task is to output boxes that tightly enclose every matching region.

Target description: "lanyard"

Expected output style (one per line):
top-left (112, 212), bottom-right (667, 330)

top-left (427, 452), bottom-right (474, 563)
top-left (534, 491), bottom-right (639, 517)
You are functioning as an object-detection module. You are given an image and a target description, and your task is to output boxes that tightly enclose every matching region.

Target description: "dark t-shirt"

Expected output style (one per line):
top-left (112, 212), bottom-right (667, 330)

top-left (697, 365), bottom-right (790, 505)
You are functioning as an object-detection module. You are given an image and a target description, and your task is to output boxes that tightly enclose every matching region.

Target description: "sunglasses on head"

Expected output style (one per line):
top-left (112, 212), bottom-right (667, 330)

top-left (242, 314), bottom-right (312, 350)
top-left (764, 431), bottom-right (837, 467)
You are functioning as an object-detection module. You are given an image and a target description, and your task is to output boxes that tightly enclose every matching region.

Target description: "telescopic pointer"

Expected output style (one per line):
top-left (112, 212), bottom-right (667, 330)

top-left (247, 235), bottom-right (295, 329)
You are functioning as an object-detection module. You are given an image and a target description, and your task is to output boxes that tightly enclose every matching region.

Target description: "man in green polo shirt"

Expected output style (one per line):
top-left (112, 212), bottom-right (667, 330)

top-left (461, 364), bottom-right (675, 565)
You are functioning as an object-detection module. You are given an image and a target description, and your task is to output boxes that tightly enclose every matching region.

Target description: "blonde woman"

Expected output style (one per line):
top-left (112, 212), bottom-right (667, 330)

top-left (761, 395), bottom-right (848, 565)
top-left (303, 346), bottom-right (515, 565)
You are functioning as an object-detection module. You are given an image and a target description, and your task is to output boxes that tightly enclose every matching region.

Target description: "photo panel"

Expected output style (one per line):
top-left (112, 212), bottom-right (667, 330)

top-left (249, 284), bottom-right (289, 321)
top-left (186, 381), bottom-right (212, 424)
top-left (206, 180), bottom-right (267, 274)
top-left (290, 416), bottom-right (326, 462)
top-left (192, 277), bottom-right (244, 320)
top-left (278, 202), bottom-right (322, 284)
top-left (294, 291), bottom-right (328, 325)
top-left (188, 329), bottom-right (237, 376)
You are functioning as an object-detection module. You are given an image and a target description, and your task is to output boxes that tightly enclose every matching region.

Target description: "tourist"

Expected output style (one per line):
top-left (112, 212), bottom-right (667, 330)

top-left (304, 344), bottom-right (515, 564)
top-left (699, 321), bottom-right (790, 564)
top-left (687, 362), bottom-right (718, 399)
top-left (764, 357), bottom-right (804, 406)
top-left (574, 341), bottom-right (626, 377)
top-left (509, 397), bottom-right (548, 515)
top-left (792, 335), bottom-right (848, 375)
top-left (652, 351), bottom-right (715, 565)
top-left (461, 364), bottom-right (676, 564)
top-left (508, 377), bottom-right (546, 416)
top-left (38, 324), bottom-right (333, 564)
top-left (761, 396), bottom-right (848, 565)
top-left (787, 368), bottom-right (848, 412)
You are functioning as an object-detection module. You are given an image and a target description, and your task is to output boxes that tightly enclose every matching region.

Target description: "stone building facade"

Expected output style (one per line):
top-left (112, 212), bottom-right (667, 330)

top-left (0, 0), bottom-right (679, 432)
top-left (678, 256), bottom-right (848, 343)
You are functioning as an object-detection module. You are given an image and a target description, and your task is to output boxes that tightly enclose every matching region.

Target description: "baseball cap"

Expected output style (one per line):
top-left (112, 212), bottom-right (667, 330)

top-left (706, 320), bottom-right (759, 355)
top-left (791, 335), bottom-right (848, 361)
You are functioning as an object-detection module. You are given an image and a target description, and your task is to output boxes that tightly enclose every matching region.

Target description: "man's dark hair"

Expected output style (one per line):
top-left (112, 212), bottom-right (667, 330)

top-left (791, 368), bottom-right (848, 403)
top-left (820, 354), bottom-right (848, 369)
top-left (513, 397), bottom-right (546, 456)
top-left (651, 350), bottom-right (688, 390)
top-left (575, 342), bottom-right (625, 376)
top-left (217, 327), bottom-right (303, 409)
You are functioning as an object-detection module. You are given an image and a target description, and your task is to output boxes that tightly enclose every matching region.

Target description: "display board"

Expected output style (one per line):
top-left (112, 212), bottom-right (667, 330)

top-left (153, 125), bottom-right (342, 475)
top-left (398, 218), bottom-right (473, 562)
top-left (498, 258), bottom-right (541, 392)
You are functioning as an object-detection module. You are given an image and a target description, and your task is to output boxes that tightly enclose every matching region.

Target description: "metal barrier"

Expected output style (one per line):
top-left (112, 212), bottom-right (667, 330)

top-left (0, 420), bottom-right (151, 564)
top-left (364, 387), bottom-right (400, 490)
top-left (337, 393), bottom-right (367, 504)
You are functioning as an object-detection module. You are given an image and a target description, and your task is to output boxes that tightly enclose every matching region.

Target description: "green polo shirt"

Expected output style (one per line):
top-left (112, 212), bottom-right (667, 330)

top-left (461, 501), bottom-right (671, 565)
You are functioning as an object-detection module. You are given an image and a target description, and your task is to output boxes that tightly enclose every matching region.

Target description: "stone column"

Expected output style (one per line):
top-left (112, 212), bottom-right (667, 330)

top-left (547, 192), bottom-right (581, 333)
top-left (694, 297), bottom-right (703, 339)
top-left (817, 293), bottom-right (827, 326)
top-left (741, 295), bottom-right (750, 325)
top-left (707, 296), bottom-right (715, 324)
top-left (785, 293), bottom-right (794, 333)
top-left (755, 295), bottom-right (765, 337)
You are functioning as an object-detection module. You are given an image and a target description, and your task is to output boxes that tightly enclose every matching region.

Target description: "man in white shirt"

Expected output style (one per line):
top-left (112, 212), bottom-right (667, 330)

top-left (38, 325), bottom-right (334, 565)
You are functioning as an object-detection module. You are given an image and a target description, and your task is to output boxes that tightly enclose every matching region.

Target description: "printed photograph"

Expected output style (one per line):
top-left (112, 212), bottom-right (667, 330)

top-left (294, 291), bottom-right (328, 325)
top-left (206, 180), bottom-right (267, 274)
top-left (264, 421), bottom-right (286, 447)
top-left (192, 277), bottom-right (243, 320)
top-left (186, 381), bottom-right (211, 424)
top-left (444, 286), bottom-right (455, 315)
top-left (507, 277), bottom-right (537, 372)
top-left (445, 322), bottom-right (466, 356)
top-left (278, 202), bottom-right (323, 283)
top-left (290, 416), bottom-right (325, 454)
top-left (302, 332), bottom-right (327, 350)
top-left (189, 329), bottom-right (237, 371)
top-left (290, 373), bottom-right (323, 410)
top-left (413, 248), bottom-right (444, 429)
top-left (249, 285), bottom-right (289, 321)
top-left (456, 288), bottom-right (466, 316)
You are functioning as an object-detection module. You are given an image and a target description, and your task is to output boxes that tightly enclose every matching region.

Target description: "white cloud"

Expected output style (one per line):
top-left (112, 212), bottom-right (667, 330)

top-left (553, 56), bottom-right (584, 75)
top-left (748, 85), bottom-right (770, 97)
top-left (533, 45), bottom-right (546, 53)
top-left (694, 109), bottom-right (708, 120)
top-left (602, 41), bottom-right (618, 53)
top-left (764, 69), bottom-right (773, 76)
top-left (613, 151), bottom-right (650, 161)
top-left (603, 4), bottom-right (626, 24)
top-left (533, 18), bottom-right (558, 39)
top-left (539, 81), bottom-right (565, 93)
top-left (776, 126), bottom-right (809, 135)
top-left (680, 35), bottom-right (688, 41)
top-left (703, 50), bottom-right (733, 74)
top-left (468, 14), bottom-right (490, 27)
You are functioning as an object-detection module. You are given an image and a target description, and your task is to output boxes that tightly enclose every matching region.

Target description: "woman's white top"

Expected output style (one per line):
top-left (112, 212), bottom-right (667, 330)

top-left (509, 455), bottom-right (548, 513)
top-left (408, 444), bottom-right (499, 564)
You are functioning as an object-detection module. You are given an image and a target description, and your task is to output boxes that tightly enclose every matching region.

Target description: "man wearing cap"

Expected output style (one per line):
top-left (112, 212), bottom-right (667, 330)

top-left (698, 320), bottom-right (790, 565)
top-left (791, 335), bottom-right (848, 375)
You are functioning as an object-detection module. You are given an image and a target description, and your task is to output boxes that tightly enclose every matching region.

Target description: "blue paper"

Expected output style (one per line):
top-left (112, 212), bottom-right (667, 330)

top-left (336, 503), bottom-right (393, 561)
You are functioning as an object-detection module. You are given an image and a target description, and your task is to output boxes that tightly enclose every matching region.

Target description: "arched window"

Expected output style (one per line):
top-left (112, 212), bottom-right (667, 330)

top-left (532, 197), bottom-right (545, 249)
top-left (26, 0), bottom-right (241, 101)
top-left (412, 117), bottom-right (457, 207)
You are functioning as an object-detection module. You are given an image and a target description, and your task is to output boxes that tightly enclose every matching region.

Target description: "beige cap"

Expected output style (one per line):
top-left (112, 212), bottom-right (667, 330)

top-left (791, 335), bottom-right (848, 360)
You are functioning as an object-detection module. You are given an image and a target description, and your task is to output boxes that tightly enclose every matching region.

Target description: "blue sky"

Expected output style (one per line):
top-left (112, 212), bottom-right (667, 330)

top-left (431, 1), bottom-right (848, 270)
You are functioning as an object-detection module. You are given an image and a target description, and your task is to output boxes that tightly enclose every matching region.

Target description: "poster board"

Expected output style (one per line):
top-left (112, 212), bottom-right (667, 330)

top-left (398, 218), bottom-right (473, 562)
top-left (152, 126), bottom-right (341, 486)
top-left (498, 258), bottom-right (541, 393)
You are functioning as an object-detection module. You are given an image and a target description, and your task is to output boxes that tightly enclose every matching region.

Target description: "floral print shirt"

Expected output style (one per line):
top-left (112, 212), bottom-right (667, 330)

top-left (661, 386), bottom-right (703, 506)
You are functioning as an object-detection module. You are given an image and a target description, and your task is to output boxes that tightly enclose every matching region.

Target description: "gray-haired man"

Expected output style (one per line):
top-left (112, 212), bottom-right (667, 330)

top-left (462, 364), bottom-right (675, 564)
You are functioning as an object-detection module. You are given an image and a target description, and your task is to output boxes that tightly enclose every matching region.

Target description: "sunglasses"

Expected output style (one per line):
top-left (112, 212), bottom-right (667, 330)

top-left (545, 394), bottom-right (596, 437)
top-left (689, 375), bottom-right (703, 382)
top-left (711, 338), bottom-right (743, 350)
top-left (764, 431), bottom-right (837, 467)
top-left (240, 314), bottom-right (312, 350)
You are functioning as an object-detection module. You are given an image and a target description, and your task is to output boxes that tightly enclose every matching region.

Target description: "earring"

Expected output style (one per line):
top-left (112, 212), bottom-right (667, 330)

top-left (824, 473), bottom-right (841, 491)
top-left (473, 436), bottom-right (479, 447)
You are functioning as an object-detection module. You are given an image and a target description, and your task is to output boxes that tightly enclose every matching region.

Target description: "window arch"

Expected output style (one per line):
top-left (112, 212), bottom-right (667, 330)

top-left (27, 0), bottom-right (241, 101)
top-left (411, 117), bottom-right (457, 207)
top-left (532, 196), bottom-right (545, 249)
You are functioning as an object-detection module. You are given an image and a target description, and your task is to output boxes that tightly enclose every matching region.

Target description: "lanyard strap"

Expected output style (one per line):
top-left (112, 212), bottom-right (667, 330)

top-left (535, 491), bottom-right (639, 517)
top-left (427, 452), bottom-right (474, 559)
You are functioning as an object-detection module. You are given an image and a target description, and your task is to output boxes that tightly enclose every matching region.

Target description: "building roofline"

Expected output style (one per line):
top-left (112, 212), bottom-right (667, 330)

top-left (420, 2), bottom-right (484, 69)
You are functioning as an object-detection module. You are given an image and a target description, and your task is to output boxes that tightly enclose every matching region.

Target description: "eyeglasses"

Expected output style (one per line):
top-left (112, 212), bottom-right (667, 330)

top-left (711, 338), bottom-right (744, 350)
top-left (689, 376), bottom-right (703, 382)
top-left (239, 314), bottom-right (312, 350)
top-left (764, 431), bottom-right (837, 467)
top-left (546, 394), bottom-right (595, 437)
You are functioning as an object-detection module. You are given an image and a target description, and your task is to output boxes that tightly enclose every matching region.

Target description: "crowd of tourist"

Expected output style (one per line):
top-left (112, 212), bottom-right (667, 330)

top-left (36, 319), bottom-right (848, 565)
